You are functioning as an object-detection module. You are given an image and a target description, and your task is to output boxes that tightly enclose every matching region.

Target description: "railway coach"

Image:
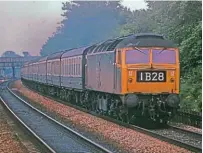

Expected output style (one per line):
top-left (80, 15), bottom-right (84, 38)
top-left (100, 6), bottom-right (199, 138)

top-left (21, 33), bottom-right (180, 124)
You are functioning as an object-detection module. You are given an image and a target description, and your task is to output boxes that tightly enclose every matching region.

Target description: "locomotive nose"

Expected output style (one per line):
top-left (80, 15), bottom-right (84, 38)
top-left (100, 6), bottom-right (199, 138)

top-left (166, 94), bottom-right (180, 108)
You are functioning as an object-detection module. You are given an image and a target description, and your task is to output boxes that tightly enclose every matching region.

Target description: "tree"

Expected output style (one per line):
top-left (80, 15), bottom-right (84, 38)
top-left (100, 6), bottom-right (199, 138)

top-left (40, 1), bottom-right (130, 56)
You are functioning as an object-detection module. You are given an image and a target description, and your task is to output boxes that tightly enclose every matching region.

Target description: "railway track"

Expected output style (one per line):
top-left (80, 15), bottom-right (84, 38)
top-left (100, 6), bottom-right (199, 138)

top-left (151, 125), bottom-right (202, 152)
top-left (0, 81), bottom-right (113, 153)
top-left (13, 81), bottom-right (202, 153)
top-left (169, 124), bottom-right (202, 137)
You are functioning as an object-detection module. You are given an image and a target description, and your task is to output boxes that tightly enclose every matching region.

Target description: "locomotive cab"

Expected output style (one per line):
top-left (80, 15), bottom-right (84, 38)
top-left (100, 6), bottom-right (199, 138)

top-left (116, 45), bottom-right (180, 122)
top-left (121, 47), bottom-right (179, 94)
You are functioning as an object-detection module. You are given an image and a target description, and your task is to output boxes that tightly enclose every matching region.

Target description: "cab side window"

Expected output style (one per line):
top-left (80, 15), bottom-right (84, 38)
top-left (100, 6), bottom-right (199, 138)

top-left (117, 50), bottom-right (122, 64)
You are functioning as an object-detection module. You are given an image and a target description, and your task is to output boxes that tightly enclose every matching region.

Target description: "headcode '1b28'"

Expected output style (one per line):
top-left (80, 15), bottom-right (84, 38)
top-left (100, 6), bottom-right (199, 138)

top-left (137, 71), bottom-right (166, 82)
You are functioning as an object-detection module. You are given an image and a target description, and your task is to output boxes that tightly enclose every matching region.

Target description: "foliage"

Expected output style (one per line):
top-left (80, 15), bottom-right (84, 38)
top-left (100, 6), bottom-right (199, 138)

top-left (40, 1), bottom-right (130, 56)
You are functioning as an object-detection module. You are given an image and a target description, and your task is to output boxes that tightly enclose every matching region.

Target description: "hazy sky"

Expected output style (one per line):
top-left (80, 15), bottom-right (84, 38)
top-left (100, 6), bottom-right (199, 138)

top-left (0, 1), bottom-right (147, 56)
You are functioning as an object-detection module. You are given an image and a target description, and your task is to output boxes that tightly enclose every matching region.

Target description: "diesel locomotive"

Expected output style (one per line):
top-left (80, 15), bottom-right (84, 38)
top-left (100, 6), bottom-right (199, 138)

top-left (21, 33), bottom-right (180, 124)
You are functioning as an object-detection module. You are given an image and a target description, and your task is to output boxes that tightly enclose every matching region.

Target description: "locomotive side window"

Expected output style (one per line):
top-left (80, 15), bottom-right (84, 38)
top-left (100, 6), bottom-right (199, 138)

top-left (117, 50), bottom-right (121, 64)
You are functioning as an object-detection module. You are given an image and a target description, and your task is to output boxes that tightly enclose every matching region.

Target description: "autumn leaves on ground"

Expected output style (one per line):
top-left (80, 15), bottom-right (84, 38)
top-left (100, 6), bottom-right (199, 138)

top-left (0, 104), bottom-right (26, 153)
top-left (8, 80), bottom-right (192, 153)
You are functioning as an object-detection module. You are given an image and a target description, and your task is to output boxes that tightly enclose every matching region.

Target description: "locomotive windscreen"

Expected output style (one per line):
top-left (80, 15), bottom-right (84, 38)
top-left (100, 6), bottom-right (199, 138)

top-left (125, 49), bottom-right (176, 64)
top-left (152, 49), bottom-right (176, 64)
top-left (126, 49), bottom-right (150, 64)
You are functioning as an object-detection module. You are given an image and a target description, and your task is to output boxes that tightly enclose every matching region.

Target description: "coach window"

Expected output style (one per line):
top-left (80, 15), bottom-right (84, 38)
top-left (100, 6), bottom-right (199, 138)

top-left (77, 57), bottom-right (80, 76)
top-left (76, 57), bottom-right (79, 76)
top-left (69, 59), bottom-right (70, 76)
top-left (63, 59), bottom-right (65, 76)
top-left (65, 59), bottom-right (66, 76)
top-left (66, 59), bottom-right (68, 76)
top-left (69, 58), bottom-right (70, 76)
top-left (64, 59), bottom-right (66, 76)
top-left (68, 59), bottom-right (69, 76)
top-left (56, 61), bottom-right (58, 75)
top-left (67, 58), bottom-right (69, 76)
top-left (76, 57), bottom-right (78, 76)
top-left (79, 57), bottom-right (81, 76)
top-left (77, 57), bottom-right (79, 76)
top-left (70, 58), bottom-right (72, 76)
top-left (62, 60), bottom-right (64, 76)
top-left (66, 58), bottom-right (68, 76)
top-left (70, 58), bottom-right (71, 76)
top-left (59, 60), bottom-right (63, 76)
top-left (75, 57), bottom-right (78, 76)
top-left (52, 62), bottom-right (54, 75)
top-left (74, 58), bottom-right (75, 76)
top-left (67, 59), bottom-right (69, 76)
top-left (75, 58), bottom-right (77, 76)
top-left (47, 62), bottom-right (49, 75)
top-left (49, 62), bottom-right (51, 75)
top-left (53, 62), bottom-right (55, 75)
top-left (57, 61), bottom-right (58, 75)
top-left (73, 58), bottom-right (75, 76)
top-left (74, 58), bottom-right (77, 76)
top-left (54, 62), bottom-right (55, 75)
top-left (72, 58), bottom-right (74, 76)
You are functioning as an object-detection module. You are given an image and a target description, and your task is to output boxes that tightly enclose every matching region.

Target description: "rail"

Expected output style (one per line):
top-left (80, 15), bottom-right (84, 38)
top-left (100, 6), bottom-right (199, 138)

top-left (1, 81), bottom-right (112, 153)
top-left (171, 110), bottom-right (202, 128)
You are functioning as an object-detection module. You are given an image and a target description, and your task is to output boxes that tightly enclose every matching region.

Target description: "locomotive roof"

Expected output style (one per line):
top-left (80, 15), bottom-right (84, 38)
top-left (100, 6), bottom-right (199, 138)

top-left (87, 33), bottom-right (177, 54)
top-left (61, 46), bottom-right (90, 58)
top-left (47, 51), bottom-right (65, 60)
top-left (116, 33), bottom-right (176, 48)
